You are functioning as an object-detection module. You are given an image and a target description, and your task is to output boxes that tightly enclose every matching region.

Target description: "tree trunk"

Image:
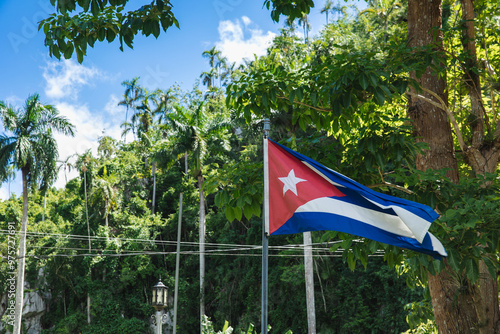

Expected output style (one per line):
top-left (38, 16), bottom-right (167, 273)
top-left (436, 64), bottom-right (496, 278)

top-left (152, 161), bottom-right (157, 214)
top-left (407, 0), bottom-right (459, 183)
top-left (42, 192), bottom-right (47, 221)
top-left (13, 168), bottom-right (29, 334)
top-left (198, 174), bottom-right (206, 333)
top-left (459, 0), bottom-right (500, 174)
top-left (407, 0), bottom-right (500, 332)
top-left (457, 0), bottom-right (500, 331)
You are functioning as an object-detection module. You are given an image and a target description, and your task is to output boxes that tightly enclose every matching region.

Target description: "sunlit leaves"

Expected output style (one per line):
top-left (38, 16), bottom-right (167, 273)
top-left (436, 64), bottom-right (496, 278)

top-left (205, 146), bottom-right (263, 223)
top-left (40, 0), bottom-right (179, 63)
top-left (264, 0), bottom-right (315, 22)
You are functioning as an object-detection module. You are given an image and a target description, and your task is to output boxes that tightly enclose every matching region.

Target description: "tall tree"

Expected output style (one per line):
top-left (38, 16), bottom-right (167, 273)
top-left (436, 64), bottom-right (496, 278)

top-left (0, 94), bottom-right (75, 334)
top-left (160, 101), bottom-right (231, 331)
top-left (407, 0), bottom-right (499, 332)
top-left (75, 150), bottom-right (94, 325)
top-left (320, 0), bottom-right (333, 24)
top-left (228, 1), bottom-right (500, 332)
top-left (39, 0), bottom-right (500, 331)
top-left (134, 89), bottom-right (163, 136)
top-left (201, 47), bottom-right (228, 88)
top-left (118, 77), bottom-right (144, 142)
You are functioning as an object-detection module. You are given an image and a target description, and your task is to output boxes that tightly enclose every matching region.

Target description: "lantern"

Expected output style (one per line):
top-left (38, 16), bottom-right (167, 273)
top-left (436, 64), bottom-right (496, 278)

top-left (152, 279), bottom-right (168, 311)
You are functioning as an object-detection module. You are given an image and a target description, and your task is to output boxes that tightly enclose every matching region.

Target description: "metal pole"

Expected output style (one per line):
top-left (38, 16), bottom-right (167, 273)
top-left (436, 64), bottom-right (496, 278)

top-left (156, 310), bottom-right (162, 334)
top-left (173, 193), bottom-right (183, 334)
top-left (261, 119), bottom-right (270, 334)
top-left (261, 229), bottom-right (269, 333)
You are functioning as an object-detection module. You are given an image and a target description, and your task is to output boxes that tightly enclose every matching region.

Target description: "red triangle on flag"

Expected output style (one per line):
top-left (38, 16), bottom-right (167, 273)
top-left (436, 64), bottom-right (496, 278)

top-left (268, 141), bottom-right (345, 234)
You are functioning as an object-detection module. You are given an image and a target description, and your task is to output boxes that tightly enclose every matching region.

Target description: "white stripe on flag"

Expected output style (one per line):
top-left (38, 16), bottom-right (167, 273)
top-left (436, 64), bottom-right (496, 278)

top-left (295, 197), bottom-right (416, 239)
top-left (428, 232), bottom-right (447, 257)
top-left (302, 161), bottom-right (431, 243)
top-left (366, 201), bottom-right (431, 243)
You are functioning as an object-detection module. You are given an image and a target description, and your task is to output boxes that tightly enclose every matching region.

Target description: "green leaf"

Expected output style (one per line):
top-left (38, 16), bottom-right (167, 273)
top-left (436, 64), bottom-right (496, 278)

top-left (76, 48), bottom-right (83, 63)
top-left (368, 72), bottom-right (378, 87)
top-left (91, 0), bottom-right (100, 16)
top-left (236, 195), bottom-right (245, 208)
top-left (341, 239), bottom-right (352, 250)
top-left (233, 206), bottom-right (243, 221)
top-left (214, 192), bottom-right (221, 207)
top-left (310, 91), bottom-right (317, 106)
top-left (359, 73), bottom-right (369, 90)
top-left (97, 27), bottom-right (105, 41)
top-left (374, 87), bottom-right (385, 106)
top-left (225, 207), bottom-right (235, 222)
top-left (347, 252), bottom-right (356, 271)
top-left (296, 87), bottom-right (304, 101)
top-left (152, 20), bottom-right (160, 38)
top-left (106, 29), bottom-right (116, 42)
top-left (342, 91), bottom-right (351, 109)
top-left (262, 93), bottom-right (269, 108)
top-left (447, 248), bottom-right (460, 272)
top-left (243, 205), bottom-right (253, 220)
top-left (465, 258), bottom-right (479, 283)
top-left (366, 240), bottom-right (379, 254)
top-left (63, 42), bottom-right (74, 59)
top-left (483, 257), bottom-right (498, 279)
top-left (298, 116), bottom-right (307, 131)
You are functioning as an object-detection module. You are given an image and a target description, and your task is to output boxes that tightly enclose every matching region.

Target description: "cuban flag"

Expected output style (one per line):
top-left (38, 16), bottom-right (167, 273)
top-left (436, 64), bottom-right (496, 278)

top-left (263, 139), bottom-right (447, 258)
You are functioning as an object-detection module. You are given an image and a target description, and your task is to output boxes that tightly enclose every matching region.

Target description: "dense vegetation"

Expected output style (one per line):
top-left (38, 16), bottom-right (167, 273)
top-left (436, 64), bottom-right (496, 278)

top-left (2, 0), bottom-right (500, 333)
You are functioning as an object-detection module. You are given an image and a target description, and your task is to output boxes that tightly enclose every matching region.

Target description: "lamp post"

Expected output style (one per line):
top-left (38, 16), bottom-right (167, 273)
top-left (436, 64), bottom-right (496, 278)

top-left (152, 278), bottom-right (168, 334)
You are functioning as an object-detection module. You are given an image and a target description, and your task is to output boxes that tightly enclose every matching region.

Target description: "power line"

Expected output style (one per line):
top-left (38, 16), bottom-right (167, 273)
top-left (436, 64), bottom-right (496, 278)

top-left (1, 229), bottom-right (386, 259)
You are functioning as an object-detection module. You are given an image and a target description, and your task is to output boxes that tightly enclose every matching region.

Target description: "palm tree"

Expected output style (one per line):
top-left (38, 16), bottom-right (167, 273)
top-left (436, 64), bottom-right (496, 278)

top-left (321, 0), bottom-right (334, 24)
top-left (75, 150), bottom-right (94, 325)
top-left (91, 168), bottom-right (117, 229)
top-left (131, 89), bottom-right (162, 137)
top-left (201, 47), bottom-right (228, 88)
top-left (0, 94), bottom-right (75, 334)
top-left (118, 77), bottom-right (144, 142)
top-left (360, 0), bottom-right (403, 44)
top-left (140, 129), bottom-right (163, 214)
top-left (202, 46), bottom-right (222, 69)
top-left (200, 70), bottom-right (215, 89)
top-left (298, 13), bottom-right (311, 44)
top-left (161, 102), bottom-right (231, 329)
top-left (58, 154), bottom-right (76, 184)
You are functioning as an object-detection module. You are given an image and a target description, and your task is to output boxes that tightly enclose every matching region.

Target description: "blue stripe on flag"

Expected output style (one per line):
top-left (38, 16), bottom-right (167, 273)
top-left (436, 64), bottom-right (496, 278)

top-left (274, 211), bottom-right (446, 258)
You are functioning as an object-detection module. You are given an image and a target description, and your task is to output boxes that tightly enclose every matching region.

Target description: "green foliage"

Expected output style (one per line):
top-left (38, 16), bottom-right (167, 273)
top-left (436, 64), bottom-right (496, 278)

top-left (40, 0), bottom-right (179, 63)
top-left (9, 0), bottom-right (500, 332)
top-left (404, 299), bottom-right (436, 332)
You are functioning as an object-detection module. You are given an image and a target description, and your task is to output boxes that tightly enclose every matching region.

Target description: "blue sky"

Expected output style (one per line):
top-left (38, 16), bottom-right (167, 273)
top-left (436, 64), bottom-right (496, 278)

top-left (0, 0), bottom-right (360, 200)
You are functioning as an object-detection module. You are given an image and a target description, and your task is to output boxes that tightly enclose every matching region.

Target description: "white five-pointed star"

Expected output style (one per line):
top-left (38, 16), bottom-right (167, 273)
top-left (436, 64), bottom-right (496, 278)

top-left (279, 169), bottom-right (307, 196)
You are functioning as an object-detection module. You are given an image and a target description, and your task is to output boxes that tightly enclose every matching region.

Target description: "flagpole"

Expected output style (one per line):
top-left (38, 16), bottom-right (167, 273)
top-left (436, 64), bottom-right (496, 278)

top-left (173, 192), bottom-right (183, 334)
top-left (262, 118), bottom-right (270, 334)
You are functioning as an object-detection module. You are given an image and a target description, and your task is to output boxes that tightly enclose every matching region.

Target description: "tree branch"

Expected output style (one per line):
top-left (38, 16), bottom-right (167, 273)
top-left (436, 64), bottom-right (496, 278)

top-left (407, 88), bottom-right (467, 151)
top-left (368, 167), bottom-right (414, 194)
top-left (277, 96), bottom-right (333, 113)
top-left (367, 182), bottom-right (414, 194)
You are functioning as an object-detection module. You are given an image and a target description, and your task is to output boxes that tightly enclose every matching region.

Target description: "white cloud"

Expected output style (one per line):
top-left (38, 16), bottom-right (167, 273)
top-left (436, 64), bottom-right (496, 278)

top-left (215, 17), bottom-right (276, 65)
top-left (43, 59), bottom-right (101, 100)
top-left (52, 102), bottom-right (101, 188)
top-left (0, 186), bottom-right (9, 201)
top-left (241, 16), bottom-right (252, 26)
top-left (105, 94), bottom-right (122, 116)
top-left (51, 97), bottom-right (125, 188)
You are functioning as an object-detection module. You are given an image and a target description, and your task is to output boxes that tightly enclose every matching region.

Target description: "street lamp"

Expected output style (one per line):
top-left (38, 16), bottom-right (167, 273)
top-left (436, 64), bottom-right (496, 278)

top-left (152, 278), bottom-right (168, 334)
